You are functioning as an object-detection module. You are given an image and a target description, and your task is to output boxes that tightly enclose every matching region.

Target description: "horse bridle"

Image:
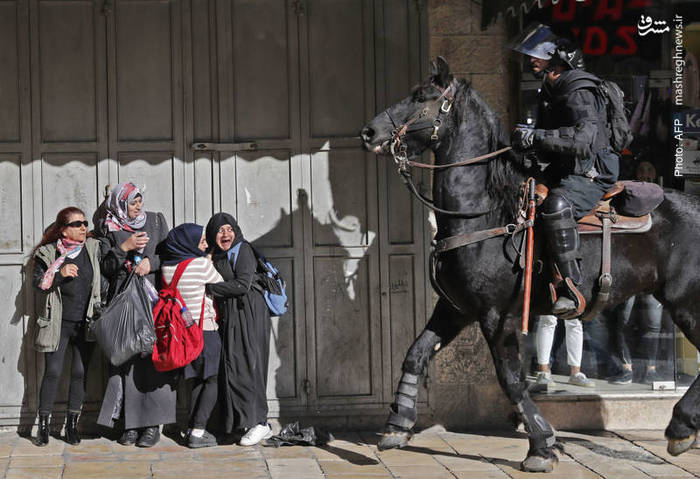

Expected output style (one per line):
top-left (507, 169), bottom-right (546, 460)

top-left (380, 79), bottom-right (512, 218)
top-left (386, 79), bottom-right (458, 171)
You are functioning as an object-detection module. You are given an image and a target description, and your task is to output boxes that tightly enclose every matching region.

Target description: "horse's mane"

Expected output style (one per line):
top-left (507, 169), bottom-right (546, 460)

top-left (453, 80), bottom-right (526, 220)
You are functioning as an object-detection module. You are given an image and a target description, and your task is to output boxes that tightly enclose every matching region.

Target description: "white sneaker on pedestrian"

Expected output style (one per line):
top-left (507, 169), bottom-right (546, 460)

top-left (239, 423), bottom-right (273, 446)
top-left (569, 372), bottom-right (595, 388)
top-left (536, 371), bottom-right (555, 391)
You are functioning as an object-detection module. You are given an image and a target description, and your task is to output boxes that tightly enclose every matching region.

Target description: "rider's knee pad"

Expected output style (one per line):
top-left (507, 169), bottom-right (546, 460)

top-left (541, 194), bottom-right (579, 257)
top-left (542, 192), bottom-right (573, 216)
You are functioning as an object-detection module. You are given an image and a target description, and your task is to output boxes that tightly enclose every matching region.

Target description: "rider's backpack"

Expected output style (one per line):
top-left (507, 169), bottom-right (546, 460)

top-left (228, 242), bottom-right (289, 316)
top-left (151, 258), bottom-right (205, 372)
top-left (597, 80), bottom-right (633, 154)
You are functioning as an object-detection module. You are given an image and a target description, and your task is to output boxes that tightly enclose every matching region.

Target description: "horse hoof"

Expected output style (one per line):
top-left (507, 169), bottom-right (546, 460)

top-left (521, 455), bottom-right (555, 473)
top-left (377, 431), bottom-right (411, 451)
top-left (667, 434), bottom-right (697, 456)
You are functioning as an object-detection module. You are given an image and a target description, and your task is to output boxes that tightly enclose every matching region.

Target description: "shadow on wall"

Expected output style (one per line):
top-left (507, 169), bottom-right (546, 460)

top-left (11, 259), bottom-right (37, 434)
top-left (254, 157), bottom-right (377, 430)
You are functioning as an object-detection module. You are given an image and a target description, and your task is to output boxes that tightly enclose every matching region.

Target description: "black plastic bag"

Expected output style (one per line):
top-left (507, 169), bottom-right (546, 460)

top-left (92, 272), bottom-right (156, 366)
top-left (264, 422), bottom-right (334, 447)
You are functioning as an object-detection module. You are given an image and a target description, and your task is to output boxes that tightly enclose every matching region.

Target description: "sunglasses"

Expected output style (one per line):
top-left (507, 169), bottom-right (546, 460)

top-left (66, 220), bottom-right (89, 228)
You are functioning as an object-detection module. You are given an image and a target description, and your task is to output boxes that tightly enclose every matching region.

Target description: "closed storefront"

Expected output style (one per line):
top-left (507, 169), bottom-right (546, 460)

top-left (0, 0), bottom-right (433, 428)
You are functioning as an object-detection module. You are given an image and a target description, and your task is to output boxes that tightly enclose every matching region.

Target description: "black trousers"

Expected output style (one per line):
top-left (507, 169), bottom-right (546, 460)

top-left (614, 294), bottom-right (663, 367)
top-left (39, 321), bottom-right (95, 414)
top-left (189, 375), bottom-right (218, 429)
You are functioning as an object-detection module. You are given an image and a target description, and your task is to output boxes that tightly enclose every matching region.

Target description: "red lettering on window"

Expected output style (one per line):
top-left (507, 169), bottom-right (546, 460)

top-left (593, 0), bottom-right (623, 21)
top-left (611, 25), bottom-right (638, 55)
top-left (583, 27), bottom-right (608, 56)
top-left (552, 0), bottom-right (576, 22)
top-left (627, 0), bottom-right (652, 8)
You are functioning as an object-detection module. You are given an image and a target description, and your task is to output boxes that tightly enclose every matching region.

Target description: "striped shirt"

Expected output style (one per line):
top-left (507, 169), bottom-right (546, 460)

top-left (161, 257), bottom-right (223, 331)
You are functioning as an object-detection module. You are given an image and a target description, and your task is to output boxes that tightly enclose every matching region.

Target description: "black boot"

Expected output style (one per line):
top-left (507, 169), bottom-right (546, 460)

top-left (35, 413), bottom-right (50, 447)
top-left (65, 412), bottom-right (81, 445)
top-left (541, 195), bottom-right (585, 318)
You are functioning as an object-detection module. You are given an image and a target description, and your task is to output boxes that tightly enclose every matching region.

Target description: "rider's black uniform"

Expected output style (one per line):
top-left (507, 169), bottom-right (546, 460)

top-left (531, 68), bottom-right (619, 315)
top-left (534, 69), bottom-right (619, 219)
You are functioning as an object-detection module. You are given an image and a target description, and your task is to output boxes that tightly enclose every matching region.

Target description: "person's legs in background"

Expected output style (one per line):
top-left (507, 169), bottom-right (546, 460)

top-left (535, 315), bottom-right (558, 390)
top-left (565, 318), bottom-right (594, 387)
top-left (637, 294), bottom-right (663, 384)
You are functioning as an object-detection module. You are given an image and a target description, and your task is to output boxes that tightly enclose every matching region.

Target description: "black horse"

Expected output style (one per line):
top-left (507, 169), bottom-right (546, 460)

top-left (360, 57), bottom-right (700, 472)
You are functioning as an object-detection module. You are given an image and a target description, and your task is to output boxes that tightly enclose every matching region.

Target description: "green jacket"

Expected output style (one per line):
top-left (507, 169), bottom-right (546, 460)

top-left (32, 238), bottom-right (103, 352)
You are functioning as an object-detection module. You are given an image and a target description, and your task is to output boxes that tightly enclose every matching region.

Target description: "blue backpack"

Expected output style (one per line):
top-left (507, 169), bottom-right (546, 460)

top-left (227, 242), bottom-right (289, 316)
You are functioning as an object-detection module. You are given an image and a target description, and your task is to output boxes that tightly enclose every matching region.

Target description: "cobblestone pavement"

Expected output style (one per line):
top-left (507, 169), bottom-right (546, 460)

top-left (0, 428), bottom-right (698, 478)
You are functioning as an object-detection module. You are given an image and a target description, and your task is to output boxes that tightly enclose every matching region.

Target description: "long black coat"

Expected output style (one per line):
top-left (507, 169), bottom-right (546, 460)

top-left (96, 211), bottom-right (177, 430)
top-left (207, 241), bottom-right (271, 432)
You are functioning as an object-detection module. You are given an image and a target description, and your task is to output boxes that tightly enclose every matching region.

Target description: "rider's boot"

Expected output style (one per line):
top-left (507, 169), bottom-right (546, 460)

top-left (541, 195), bottom-right (586, 319)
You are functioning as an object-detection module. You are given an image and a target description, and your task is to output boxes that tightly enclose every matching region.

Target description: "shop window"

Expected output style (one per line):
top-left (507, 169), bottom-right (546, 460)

top-left (514, 2), bottom-right (700, 395)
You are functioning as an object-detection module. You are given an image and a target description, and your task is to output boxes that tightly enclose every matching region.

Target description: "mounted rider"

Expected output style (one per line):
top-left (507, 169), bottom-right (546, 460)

top-left (510, 24), bottom-right (619, 319)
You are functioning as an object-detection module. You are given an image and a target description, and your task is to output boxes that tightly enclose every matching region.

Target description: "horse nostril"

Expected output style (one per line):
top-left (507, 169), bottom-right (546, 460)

top-left (360, 126), bottom-right (375, 143)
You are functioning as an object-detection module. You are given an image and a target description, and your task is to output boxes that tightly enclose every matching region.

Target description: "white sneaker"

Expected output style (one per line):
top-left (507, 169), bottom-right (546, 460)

top-left (536, 372), bottom-right (555, 391)
top-left (239, 423), bottom-right (273, 446)
top-left (569, 372), bottom-right (595, 388)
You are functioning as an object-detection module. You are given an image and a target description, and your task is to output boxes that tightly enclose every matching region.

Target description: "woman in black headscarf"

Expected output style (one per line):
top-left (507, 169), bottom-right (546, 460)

top-left (204, 213), bottom-right (272, 446)
top-left (161, 223), bottom-right (223, 448)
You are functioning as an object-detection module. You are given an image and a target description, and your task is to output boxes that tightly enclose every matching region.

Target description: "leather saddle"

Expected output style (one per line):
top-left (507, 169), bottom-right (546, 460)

top-left (536, 182), bottom-right (652, 235)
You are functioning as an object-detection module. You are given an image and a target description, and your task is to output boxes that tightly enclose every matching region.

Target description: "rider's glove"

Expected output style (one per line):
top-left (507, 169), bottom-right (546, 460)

top-left (511, 126), bottom-right (536, 151)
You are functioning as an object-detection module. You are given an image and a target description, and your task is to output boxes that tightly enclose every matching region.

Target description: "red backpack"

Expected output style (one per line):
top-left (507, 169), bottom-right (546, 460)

top-left (151, 258), bottom-right (204, 372)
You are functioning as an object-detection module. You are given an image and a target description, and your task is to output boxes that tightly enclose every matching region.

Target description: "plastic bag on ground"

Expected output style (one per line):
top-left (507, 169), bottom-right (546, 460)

top-left (92, 272), bottom-right (156, 366)
top-left (263, 422), bottom-right (334, 447)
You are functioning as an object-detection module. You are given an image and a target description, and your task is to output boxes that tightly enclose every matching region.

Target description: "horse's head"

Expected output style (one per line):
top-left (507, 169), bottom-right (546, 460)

top-left (361, 57), bottom-right (457, 159)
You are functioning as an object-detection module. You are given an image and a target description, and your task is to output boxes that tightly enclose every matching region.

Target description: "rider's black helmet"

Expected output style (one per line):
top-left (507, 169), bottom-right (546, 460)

top-left (511, 24), bottom-right (584, 70)
top-left (552, 38), bottom-right (585, 70)
top-left (511, 24), bottom-right (558, 60)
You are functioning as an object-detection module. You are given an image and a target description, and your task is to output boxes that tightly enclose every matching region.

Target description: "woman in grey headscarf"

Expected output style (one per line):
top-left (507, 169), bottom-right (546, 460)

top-left (96, 182), bottom-right (174, 448)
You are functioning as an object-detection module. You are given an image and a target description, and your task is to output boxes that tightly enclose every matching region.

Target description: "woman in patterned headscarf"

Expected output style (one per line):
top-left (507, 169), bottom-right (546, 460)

top-left (95, 182), bottom-right (174, 448)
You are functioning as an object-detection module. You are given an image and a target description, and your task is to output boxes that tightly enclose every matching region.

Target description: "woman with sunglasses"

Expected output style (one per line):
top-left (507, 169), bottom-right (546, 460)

top-left (32, 207), bottom-right (104, 446)
top-left (95, 182), bottom-right (172, 448)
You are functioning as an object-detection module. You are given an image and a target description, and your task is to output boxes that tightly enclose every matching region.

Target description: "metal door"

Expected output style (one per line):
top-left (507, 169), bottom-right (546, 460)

top-left (0, 0), bottom-right (428, 426)
top-left (200, 0), bottom-right (429, 415)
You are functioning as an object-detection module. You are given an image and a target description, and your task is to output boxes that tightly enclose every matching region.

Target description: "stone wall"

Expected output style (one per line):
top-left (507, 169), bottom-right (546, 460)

top-left (429, 0), bottom-right (514, 127)
top-left (427, 0), bottom-right (516, 430)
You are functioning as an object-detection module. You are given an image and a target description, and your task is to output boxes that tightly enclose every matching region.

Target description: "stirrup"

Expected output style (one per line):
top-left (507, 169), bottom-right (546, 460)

top-left (550, 277), bottom-right (586, 319)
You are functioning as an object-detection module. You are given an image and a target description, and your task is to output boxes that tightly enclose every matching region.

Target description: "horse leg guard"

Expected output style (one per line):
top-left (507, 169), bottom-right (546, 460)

top-left (379, 372), bottom-right (419, 451)
top-left (379, 330), bottom-right (440, 451)
top-left (516, 400), bottom-right (558, 472)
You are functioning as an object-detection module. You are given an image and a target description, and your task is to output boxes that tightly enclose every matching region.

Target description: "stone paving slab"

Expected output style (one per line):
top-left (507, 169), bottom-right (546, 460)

top-left (0, 429), bottom-right (699, 478)
top-left (5, 467), bottom-right (63, 479)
